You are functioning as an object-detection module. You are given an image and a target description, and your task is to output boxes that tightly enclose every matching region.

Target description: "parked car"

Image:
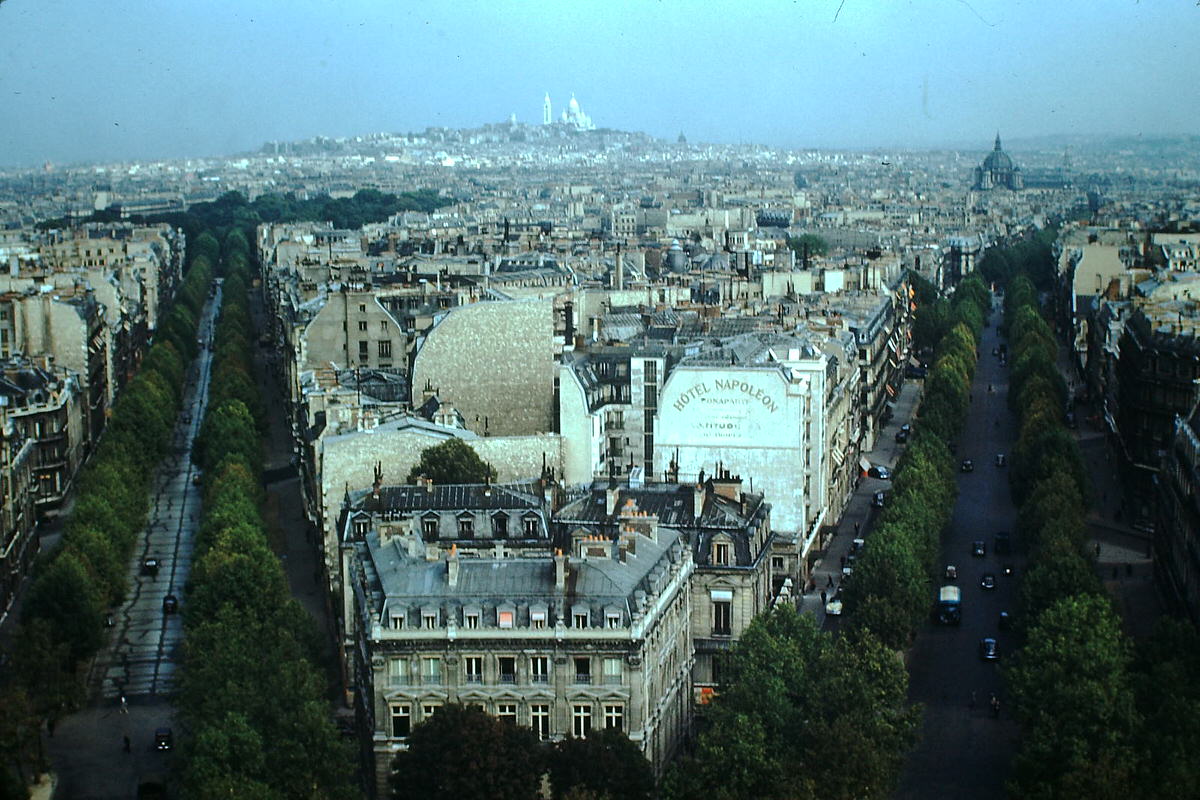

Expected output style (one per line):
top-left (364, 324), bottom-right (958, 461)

top-left (978, 637), bottom-right (1000, 661)
top-left (162, 594), bottom-right (178, 614)
top-left (154, 728), bottom-right (173, 751)
top-left (141, 558), bottom-right (159, 577)
top-left (960, 459), bottom-right (974, 473)
top-left (995, 453), bottom-right (1006, 467)
top-left (894, 429), bottom-right (909, 443)
top-left (944, 564), bottom-right (958, 581)
top-left (980, 573), bottom-right (997, 590)
top-left (868, 464), bottom-right (892, 480)
top-left (905, 365), bottom-right (927, 379)
top-left (972, 540), bottom-right (986, 558)
top-left (871, 491), bottom-right (886, 508)
top-left (825, 593), bottom-right (844, 616)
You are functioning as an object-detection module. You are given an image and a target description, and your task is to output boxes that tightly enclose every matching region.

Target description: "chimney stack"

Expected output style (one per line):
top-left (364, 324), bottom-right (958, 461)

top-left (447, 544), bottom-right (459, 588)
top-left (693, 471), bottom-right (707, 520)
top-left (605, 483), bottom-right (619, 516)
top-left (554, 548), bottom-right (568, 592)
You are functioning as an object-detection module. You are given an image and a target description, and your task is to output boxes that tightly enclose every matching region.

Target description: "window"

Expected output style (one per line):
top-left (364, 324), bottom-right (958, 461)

top-left (574, 612), bottom-right (589, 629)
top-left (644, 410), bottom-right (654, 433)
top-left (530, 704), bottom-right (551, 740)
top-left (390, 703), bottom-right (411, 737)
top-left (574, 657), bottom-right (591, 684)
top-left (358, 340), bottom-right (369, 359)
top-left (389, 612), bottom-right (405, 630)
top-left (422, 517), bottom-right (438, 540)
top-left (422, 703), bottom-right (441, 719)
top-left (644, 385), bottom-right (657, 408)
top-left (530, 608), bottom-right (547, 629)
top-left (378, 340), bottom-right (392, 358)
top-left (609, 436), bottom-right (623, 458)
top-left (423, 612), bottom-right (438, 630)
top-left (604, 704), bottom-right (624, 731)
top-left (387, 658), bottom-right (409, 686)
top-left (421, 657), bottom-right (442, 683)
top-left (606, 612), bottom-right (621, 629)
top-left (713, 541), bottom-right (731, 566)
top-left (380, 320), bottom-right (389, 331)
top-left (464, 656), bottom-right (483, 683)
top-left (497, 703), bottom-right (517, 724)
top-left (713, 601), bottom-right (732, 636)
top-left (644, 361), bottom-right (657, 383)
top-left (464, 612), bottom-right (479, 629)
top-left (523, 517), bottom-right (539, 537)
top-left (458, 517), bottom-right (474, 538)
top-left (572, 704), bottom-right (592, 738)
top-left (493, 514), bottom-right (508, 538)
top-left (359, 304), bottom-right (367, 313)
top-left (602, 657), bottom-right (622, 685)
top-left (498, 609), bottom-right (514, 629)
top-left (772, 556), bottom-right (785, 572)
top-left (530, 656), bottom-right (549, 683)
top-left (498, 656), bottom-right (516, 684)
top-left (358, 320), bottom-right (368, 331)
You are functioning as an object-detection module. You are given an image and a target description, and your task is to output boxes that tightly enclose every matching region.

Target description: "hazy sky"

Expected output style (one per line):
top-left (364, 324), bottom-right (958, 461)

top-left (1, 0), bottom-right (1197, 167)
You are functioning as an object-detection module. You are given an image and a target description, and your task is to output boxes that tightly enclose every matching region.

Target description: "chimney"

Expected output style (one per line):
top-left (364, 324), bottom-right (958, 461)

top-left (554, 549), bottom-right (568, 591)
top-left (447, 544), bottom-right (459, 588)
top-left (605, 483), bottom-right (619, 516)
top-left (425, 476), bottom-right (434, 493)
top-left (693, 474), bottom-right (707, 520)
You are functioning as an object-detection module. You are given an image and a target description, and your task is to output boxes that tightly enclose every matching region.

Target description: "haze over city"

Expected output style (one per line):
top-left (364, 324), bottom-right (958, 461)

top-left (2, 0), bottom-right (1198, 167)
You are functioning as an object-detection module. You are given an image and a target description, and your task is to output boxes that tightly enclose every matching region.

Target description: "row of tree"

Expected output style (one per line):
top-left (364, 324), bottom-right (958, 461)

top-left (843, 274), bottom-right (989, 650)
top-left (977, 228), bottom-right (1058, 292)
top-left (38, 188), bottom-right (452, 243)
top-left (0, 235), bottom-right (214, 795)
top-left (1000, 256), bottom-right (1200, 799)
top-left (175, 228), bottom-right (354, 799)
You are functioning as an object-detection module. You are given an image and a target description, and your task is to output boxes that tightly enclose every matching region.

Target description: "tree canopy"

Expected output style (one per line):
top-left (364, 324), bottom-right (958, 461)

top-left (406, 438), bottom-right (497, 484)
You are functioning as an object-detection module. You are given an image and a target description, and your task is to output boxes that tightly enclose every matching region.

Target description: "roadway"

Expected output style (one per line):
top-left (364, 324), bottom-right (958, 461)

top-left (45, 280), bottom-right (221, 800)
top-left (894, 300), bottom-right (1020, 799)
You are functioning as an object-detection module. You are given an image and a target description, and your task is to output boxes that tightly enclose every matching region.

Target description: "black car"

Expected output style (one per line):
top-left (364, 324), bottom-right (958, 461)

top-left (972, 540), bottom-right (986, 558)
top-left (141, 558), bottom-right (159, 577)
top-left (995, 453), bottom-right (1006, 467)
top-left (960, 459), bottom-right (974, 473)
top-left (154, 728), bottom-right (173, 751)
top-left (868, 465), bottom-right (892, 480)
top-left (980, 573), bottom-right (997, 590)
top-left (871, 491), bottom-right (886, 508)
top-left (894, 429), bottom-right (909, 444)
top-left (979, 637), bottom-right (1000, 661)
top-left (162, 594), bottom-right (178, 614)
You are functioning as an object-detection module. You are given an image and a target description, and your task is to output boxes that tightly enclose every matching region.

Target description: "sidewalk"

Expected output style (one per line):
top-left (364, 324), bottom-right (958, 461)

top-left (798, 377), bottom-right (924, 626)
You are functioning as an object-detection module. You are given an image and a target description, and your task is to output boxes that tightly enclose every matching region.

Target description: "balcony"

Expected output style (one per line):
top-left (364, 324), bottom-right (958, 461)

top-left (573, 674), bottom-right (592, 685)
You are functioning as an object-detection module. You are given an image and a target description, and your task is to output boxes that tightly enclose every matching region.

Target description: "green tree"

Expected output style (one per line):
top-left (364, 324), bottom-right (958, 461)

top-left (390, 704), bottom-right (542, 800)
top-left (785, 234), bottom-right (828, 258)
top-left (549, 729), bottom-right (654, 800)
top-left (406, 439), bottom-right (497, 484)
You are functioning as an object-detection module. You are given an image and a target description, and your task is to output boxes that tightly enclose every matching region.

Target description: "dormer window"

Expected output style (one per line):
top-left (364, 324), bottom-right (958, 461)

top-left (493, 513), bottom-right (508, 538)
top-left (423, 609), bottom-right (438, 629)
top-left (713, 540), bottom-right (731, 566)
top-left (421, 515), bottom-right (438, 541)
top-left (354, 517), bottom-right (369, 538)
top-left (389, 611), bottom-right (405, 630)
top-left (457, 515), bottom-right (474, 539)
top-left (530, 605), bottom-right (548, 629)
top-left (523, 515), bottom-right (540, 537)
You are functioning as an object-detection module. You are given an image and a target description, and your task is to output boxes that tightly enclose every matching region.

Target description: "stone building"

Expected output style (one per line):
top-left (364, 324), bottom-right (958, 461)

top-left (1157, 407), bottom-right (1200, 624)
top-left (0, 360), bottom-right (86, 513)
top-left (0, 401), bottom-right (36, 617)
top-left (341, 476), bottom-right (694, 797)
top-left (972, 134), bottom-right (1023, 191)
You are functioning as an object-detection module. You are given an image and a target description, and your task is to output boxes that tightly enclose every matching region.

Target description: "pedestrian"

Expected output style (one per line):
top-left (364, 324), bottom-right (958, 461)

top-left (821, 590), bottom-right (827, 605)
top-left (854, 522), bottom-right (860, 535)
top-left (123, 735), bottom-right (131, 753)
top-left (119, 694), bottom-right (128, 714)
top-left (840, 555), bottom-right (846, 569)
top-left (826, 575), bottom-right (834, 588)
top-left (1094, 542), bottom-right (1101, 558)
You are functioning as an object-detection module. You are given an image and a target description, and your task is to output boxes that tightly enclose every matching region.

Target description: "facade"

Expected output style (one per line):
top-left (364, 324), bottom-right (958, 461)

top-left (0, 361), bottom-right (86, 513)
top-left (0, 402), bottom-right (36, 617)
top-left (342, 477), bottom-right (693, 797)
top-left (1157, 408), bottom-right (1200, 625)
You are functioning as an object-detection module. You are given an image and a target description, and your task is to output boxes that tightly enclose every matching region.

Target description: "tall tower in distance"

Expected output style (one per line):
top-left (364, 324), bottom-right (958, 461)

top-left (543, 92), bottom-right (552, 125)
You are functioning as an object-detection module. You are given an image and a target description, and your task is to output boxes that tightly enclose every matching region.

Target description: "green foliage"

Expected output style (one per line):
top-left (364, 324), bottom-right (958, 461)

top-left (549, 729), bottom-right (655, 800)
top-left (23, 552), bottom-right (105, 662)
top-left (406, 438), bottom-right (497, 484)
top-left (667, 608), bottom-right (917, 800)
top-left (784, 233), bottom-right (828, 258)
top-left (391, 704), bottom-right (543, 800)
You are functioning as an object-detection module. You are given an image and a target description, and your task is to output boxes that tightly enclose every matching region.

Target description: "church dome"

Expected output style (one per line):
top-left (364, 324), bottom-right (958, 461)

top-left (568, 94), bottom-right (581, 114)
top-left (982, 134), bottom-right (1012, 171)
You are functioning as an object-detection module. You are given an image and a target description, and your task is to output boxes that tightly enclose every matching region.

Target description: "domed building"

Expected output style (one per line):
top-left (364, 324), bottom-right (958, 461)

top-left (972, 133), bottom-right (1023, 190)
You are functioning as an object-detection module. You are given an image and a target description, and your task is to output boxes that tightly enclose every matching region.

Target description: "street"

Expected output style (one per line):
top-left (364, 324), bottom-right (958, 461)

top-left (44, 283), bottom-right (222, 800)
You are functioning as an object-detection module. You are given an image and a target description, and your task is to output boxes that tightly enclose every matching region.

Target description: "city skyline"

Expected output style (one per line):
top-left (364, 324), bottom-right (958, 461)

top-left (2, 0), bottom-right (1198, 167)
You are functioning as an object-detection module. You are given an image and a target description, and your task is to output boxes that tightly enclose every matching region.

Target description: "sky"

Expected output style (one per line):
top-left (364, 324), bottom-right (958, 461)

top-left (1, 0), bottom-right (1198, 167)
